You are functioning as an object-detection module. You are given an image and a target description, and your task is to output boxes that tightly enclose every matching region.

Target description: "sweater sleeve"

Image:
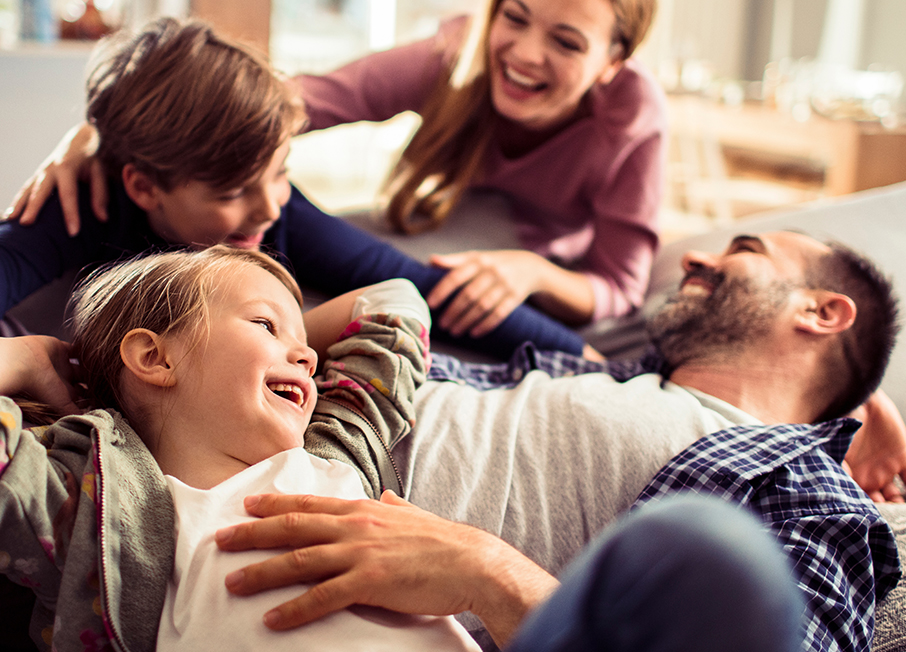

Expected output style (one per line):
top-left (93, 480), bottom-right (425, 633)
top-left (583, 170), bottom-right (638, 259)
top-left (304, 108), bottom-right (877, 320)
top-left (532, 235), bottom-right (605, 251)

top-left (577, 63), bottom-right (666, 321)
top-left (293, 17), bottom-right (466, 130)
top-left (304, 294), bottom-right (430, 498)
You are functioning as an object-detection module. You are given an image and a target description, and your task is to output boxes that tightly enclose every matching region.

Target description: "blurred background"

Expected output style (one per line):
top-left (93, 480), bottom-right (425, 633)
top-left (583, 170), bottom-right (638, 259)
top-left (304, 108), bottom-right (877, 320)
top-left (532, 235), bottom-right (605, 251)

top-left (2, 0), bottom-right (905, 239)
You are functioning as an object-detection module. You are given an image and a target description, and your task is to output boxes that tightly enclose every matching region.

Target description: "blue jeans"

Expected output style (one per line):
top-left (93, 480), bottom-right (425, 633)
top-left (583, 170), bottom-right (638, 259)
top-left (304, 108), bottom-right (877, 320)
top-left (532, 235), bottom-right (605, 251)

top-left (506, 494), bottom-right (804, 652)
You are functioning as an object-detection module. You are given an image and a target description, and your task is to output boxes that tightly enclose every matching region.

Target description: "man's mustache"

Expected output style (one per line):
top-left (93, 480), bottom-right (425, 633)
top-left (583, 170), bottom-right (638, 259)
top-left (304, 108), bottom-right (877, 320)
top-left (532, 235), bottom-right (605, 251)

top-left (679, 266), bottom-right (725, 293)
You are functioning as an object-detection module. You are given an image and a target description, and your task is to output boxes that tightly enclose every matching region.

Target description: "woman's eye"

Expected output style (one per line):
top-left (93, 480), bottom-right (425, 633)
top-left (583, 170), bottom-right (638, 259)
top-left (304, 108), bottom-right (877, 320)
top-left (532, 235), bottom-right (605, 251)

top-left (554, 36), bottom-right (581, 52)
top-left (220, 188), bottom-right (245, 201)
top-left (503, 10), bottom-right (527, 26)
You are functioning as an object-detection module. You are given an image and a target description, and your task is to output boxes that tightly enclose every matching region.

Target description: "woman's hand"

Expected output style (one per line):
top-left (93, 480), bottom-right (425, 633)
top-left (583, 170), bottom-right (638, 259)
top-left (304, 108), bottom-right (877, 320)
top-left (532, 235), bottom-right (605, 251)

top-left (427, 249), bottom-right (594, 337)
top-left (215, 490), bottom-right (558, 647)
top-left (0, 335), bottom-right (81, 416)
top-left (4, 123), bottom-right (107, 236)
top-left (844, 390), bottom-right (906, 502)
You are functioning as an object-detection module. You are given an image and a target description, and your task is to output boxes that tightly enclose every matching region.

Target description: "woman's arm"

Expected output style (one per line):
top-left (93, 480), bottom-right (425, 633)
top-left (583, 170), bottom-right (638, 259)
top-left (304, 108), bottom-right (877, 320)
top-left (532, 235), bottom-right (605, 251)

top-left (275, 187), bottom-right (588, 359)
top-left (4, 123), bottom-right (107, 235)
top-left (215, 491), bottom-right (559, 648)
top-left (294, 18), bottom-right (464, 132)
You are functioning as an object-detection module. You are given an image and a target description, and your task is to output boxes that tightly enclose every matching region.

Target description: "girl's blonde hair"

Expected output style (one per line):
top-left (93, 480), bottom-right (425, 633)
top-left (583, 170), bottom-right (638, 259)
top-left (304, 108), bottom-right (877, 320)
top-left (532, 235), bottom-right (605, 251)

top-left (87, 17), bottom-right (306, 191)
top-left (384, 0), bottom-right (657, 234)
top-left (69, 246), bottom-right (303, 415)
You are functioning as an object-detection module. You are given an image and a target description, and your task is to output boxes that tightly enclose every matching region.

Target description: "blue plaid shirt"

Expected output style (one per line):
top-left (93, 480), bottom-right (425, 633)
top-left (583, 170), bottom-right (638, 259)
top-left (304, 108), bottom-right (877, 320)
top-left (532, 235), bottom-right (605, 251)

top-left (428, 344), bottom-right (902, 652)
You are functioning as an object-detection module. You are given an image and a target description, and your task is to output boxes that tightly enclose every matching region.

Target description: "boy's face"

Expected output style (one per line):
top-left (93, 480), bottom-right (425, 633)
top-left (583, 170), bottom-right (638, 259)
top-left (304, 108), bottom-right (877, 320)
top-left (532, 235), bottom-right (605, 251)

top-left (147, 141), bottom-right (292, 249)
top-left (166, 262), bottom-right (318, 468)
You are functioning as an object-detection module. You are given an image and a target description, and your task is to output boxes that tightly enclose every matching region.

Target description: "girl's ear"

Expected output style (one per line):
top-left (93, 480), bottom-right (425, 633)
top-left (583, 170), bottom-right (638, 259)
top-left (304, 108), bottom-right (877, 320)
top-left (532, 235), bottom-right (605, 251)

top-left (120, 328), bottom-right (178, 388)
top-left (795, 290), bottom-right (857, 335)
top-left (122, 164), bottom-right (162, 212)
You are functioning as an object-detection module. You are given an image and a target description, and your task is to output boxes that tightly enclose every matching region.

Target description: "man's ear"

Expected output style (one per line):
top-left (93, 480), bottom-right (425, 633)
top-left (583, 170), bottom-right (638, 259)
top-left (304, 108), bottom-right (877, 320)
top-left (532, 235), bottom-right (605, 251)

top-left (122, 164), bottom-right (162, 212)
top-left (120, 328), bottom-right (178, 388)
top-left (795, 290), bottom-right (857, 335)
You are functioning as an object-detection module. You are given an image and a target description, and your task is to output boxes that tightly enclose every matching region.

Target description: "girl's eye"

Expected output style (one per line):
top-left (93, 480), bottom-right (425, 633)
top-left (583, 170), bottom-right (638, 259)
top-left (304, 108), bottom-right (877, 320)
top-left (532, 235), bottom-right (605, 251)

top-left (253, 318), bottom-right (275, 334)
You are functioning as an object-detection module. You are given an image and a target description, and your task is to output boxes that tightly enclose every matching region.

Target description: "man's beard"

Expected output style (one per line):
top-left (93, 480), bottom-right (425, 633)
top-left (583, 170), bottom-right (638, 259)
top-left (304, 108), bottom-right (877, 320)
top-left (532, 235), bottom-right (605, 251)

top-left (647, 267), bottom-right (796, 368)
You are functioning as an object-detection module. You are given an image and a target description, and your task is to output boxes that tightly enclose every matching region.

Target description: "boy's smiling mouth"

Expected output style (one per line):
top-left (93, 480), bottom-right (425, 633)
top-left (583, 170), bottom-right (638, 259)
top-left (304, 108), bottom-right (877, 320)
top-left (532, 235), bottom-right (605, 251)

top-left (267, 382), bottom-right (305, 407)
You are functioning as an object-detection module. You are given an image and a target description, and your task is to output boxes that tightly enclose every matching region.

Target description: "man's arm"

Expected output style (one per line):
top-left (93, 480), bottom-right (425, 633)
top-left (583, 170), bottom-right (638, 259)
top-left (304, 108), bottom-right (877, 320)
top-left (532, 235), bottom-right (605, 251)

top-left (844, 389), bottom-right (906, 502)
top-left (215, 491), bottom-right (560, 648)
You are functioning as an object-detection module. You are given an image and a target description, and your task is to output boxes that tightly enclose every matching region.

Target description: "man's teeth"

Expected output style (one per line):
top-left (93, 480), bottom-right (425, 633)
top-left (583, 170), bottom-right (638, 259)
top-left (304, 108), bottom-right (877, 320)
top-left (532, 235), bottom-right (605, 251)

top-left (505, 67), bottom-right (543, 89)
top-left (681, 283), bottom-right (710, 297)
top-left (268, 383), bottom-right (303, 406)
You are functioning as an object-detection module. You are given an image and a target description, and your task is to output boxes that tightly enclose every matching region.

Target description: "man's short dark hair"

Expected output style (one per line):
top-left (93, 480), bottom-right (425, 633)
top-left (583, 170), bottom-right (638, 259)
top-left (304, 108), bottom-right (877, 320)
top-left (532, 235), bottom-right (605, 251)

top-left (807, 242), bottom-right (900, 420)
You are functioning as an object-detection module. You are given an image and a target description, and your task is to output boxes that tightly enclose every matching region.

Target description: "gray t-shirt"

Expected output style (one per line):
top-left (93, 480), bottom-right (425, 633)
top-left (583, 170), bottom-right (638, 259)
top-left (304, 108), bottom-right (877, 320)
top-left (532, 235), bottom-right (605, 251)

top-left (395, 370), bottom-right (760, 576)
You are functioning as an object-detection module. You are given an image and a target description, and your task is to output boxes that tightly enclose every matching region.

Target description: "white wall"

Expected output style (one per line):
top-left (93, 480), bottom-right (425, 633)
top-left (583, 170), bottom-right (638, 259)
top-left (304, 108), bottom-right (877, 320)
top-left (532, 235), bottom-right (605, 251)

top-left (0, 45), bottom-right (90, 209)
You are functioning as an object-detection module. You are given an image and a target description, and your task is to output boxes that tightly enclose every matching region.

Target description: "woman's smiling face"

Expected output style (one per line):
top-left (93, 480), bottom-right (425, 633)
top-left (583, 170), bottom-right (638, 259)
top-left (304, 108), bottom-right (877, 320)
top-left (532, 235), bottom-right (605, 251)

top-left (487, 0), bottom-right (622, 131)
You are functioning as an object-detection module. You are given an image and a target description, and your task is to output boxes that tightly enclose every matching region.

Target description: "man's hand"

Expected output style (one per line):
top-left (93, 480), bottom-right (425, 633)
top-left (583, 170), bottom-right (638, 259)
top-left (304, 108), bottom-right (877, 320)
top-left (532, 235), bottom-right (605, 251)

top-left (0, 335), bottom-right (81, 416)
top-left (215, 490), bottom-right (558, 647)
top-left (844, 390), bottom-right (906, 502)
top-left (4, 122), bottom-right (107, 236)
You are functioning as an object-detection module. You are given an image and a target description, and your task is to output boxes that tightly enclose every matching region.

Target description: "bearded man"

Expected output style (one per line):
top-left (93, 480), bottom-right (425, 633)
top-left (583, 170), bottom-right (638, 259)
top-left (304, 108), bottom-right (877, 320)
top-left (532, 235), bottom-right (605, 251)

top-left (217, 232), bottom-right (900, 652)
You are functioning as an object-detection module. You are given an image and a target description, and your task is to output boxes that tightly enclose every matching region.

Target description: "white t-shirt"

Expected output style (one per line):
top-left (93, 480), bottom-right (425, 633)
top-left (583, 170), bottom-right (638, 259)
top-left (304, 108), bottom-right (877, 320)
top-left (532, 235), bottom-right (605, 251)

top-left (156, 447), bottom-right (480, 651)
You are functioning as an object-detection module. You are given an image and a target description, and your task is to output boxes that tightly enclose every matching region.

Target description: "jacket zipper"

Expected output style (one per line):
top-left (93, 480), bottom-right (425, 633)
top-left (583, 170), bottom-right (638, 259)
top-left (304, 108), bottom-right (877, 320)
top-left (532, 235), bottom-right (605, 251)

top-left (318, 396), bottom-right (404, 493)
top-left (95, 432), bottom-right (130, 652)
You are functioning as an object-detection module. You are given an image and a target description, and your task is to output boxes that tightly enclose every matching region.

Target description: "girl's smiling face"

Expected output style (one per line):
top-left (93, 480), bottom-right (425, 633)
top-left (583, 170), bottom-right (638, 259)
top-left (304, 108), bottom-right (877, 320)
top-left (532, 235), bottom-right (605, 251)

top-left (487, 0), bottom-right (622, 131)
top-left (166, 262), bottom-right (318, 469)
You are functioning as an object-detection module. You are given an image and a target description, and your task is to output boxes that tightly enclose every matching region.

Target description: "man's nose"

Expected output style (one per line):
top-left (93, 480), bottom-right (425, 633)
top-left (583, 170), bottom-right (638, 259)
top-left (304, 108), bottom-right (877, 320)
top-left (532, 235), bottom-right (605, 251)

top-left (681, 249), bottom-right (718, 273)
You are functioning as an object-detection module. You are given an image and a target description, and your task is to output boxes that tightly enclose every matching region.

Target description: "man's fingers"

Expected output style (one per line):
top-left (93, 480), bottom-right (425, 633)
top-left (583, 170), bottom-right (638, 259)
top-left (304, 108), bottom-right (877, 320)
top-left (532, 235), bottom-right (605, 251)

top-left (216, 511), bottom-right (342, 551)
top-left (245, 492), bottom-right (365, 518)
top-left (225, 544), bottom-right (352, 595)
top-left (262, 576), bottom-right (360, 630)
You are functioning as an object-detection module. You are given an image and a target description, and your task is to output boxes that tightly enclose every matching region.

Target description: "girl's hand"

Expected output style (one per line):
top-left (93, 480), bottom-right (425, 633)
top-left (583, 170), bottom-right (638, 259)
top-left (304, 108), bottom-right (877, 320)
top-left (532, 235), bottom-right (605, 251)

top-left (216, 491), bottom-right (557, 647)
top-left (426, 250), bottom-right (546, 338)
top-left (0, 335), bottom-right (81, 416)
top-left (4, 122), bottom-right (107, 236)
top-left (844, 390), bottom-right (906, 502)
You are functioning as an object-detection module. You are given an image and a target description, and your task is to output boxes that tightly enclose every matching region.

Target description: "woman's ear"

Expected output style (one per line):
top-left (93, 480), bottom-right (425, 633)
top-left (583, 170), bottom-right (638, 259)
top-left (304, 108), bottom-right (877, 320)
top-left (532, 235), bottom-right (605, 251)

top-left (122, 164), bottom-right (162, 212)
top-left (120, 328), bottom-right (178, 388)
top-left (795, 290), bottom-right (857, 335)
top-left (598, 59), bottom-right (623, 84)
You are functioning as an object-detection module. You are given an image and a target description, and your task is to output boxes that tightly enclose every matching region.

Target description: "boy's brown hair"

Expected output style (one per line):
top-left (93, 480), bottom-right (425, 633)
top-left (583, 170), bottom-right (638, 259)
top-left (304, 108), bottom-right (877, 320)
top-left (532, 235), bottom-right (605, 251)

top-left (87, 17), bottom-right (306, 191)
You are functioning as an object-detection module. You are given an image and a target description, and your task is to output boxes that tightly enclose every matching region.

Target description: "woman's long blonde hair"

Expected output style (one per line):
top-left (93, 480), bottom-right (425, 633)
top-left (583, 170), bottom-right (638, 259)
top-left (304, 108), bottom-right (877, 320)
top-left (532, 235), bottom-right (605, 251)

top-left (384, 0), bottom-right (657, 234)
